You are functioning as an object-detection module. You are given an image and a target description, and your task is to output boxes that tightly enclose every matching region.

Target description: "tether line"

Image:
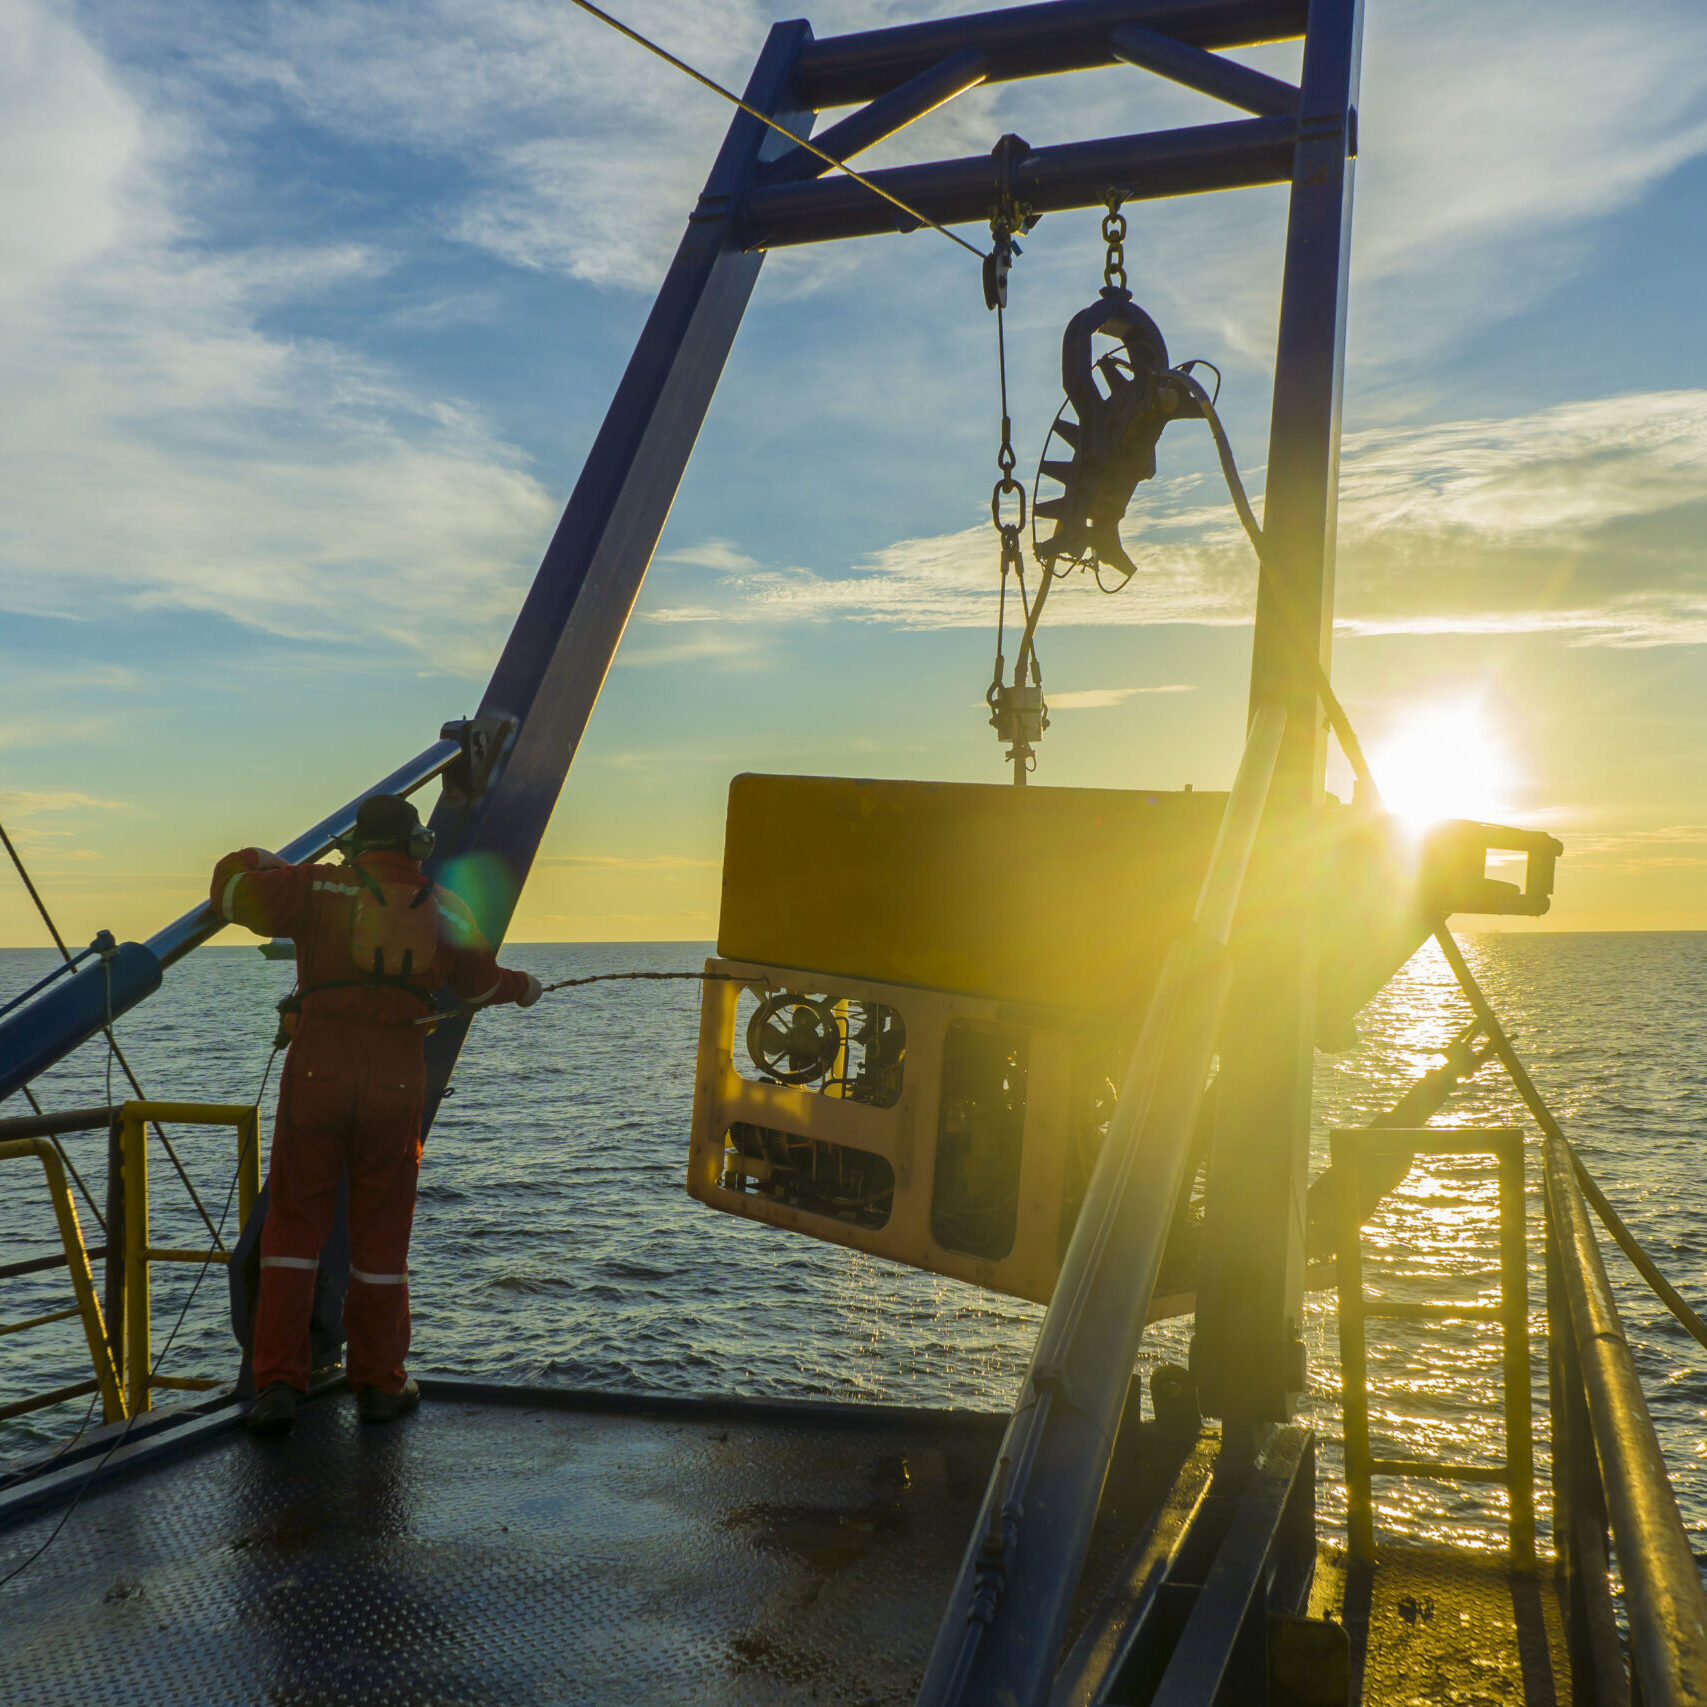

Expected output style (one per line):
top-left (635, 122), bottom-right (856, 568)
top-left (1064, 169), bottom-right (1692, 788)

top-left (0, 817), bottom-right (228, 1251)
top-left (563, 0), bottom-right (987, 261)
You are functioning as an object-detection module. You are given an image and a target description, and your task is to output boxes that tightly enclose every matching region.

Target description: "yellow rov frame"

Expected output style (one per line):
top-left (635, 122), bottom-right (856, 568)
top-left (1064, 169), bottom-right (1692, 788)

top-left (690, 958), bottom-right (1200, 1313)
top-left (689, 774), bottom-right (1562, 1309)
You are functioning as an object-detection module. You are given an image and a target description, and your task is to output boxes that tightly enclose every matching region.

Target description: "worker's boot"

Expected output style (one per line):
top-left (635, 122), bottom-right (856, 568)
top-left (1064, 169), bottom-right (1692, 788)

top-left (245, 1381), bottom-right (297, 1437)
top-left (357, 1377), bottom-right (421, 1425)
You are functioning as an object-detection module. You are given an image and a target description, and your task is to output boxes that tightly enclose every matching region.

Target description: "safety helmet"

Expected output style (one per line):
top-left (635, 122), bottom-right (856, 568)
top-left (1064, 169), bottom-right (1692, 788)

top-left (352, 793), bottom-right (436, 862)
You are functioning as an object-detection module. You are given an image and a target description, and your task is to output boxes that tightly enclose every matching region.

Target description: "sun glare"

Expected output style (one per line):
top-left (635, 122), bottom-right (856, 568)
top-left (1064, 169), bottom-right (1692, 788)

top-left (1366, 704), bottom-right (1513, 830)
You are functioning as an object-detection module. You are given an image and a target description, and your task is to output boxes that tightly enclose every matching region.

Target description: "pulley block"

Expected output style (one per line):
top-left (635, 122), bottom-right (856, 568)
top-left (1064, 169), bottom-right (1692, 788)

top-left (1032, 291), bottom-right (1199, 581)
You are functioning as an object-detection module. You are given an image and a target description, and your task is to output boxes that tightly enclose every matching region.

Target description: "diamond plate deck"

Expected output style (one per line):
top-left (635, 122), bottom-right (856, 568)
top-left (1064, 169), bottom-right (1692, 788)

top-left (1311, 1541), bottom-right (1574, 1707)
top-left (1, 1388), bottom-right (1018, 1707)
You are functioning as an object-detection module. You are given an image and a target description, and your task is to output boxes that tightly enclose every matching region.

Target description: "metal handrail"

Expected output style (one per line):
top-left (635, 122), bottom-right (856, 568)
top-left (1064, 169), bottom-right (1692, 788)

top-left (1543, 1133), bottom-right (1707, 1707)
top-left (0, 1137), bottom-right (125, 1425)
top-left (145, 736), bottom-right (460, 969)
top-left (0, 1101), bottom-right (259, 1426)
top-left (1333, 1125), bottom-right (1534, 1566)
top-left (120, 1102), bottom-right (261, 1414)
top-left (1435, 928), bottom-right (1707, 1354)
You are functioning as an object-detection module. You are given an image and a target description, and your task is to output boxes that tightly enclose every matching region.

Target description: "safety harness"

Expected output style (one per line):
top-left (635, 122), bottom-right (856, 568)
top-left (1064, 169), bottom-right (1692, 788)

top-left (275, 863), bottom-right (440, 1044)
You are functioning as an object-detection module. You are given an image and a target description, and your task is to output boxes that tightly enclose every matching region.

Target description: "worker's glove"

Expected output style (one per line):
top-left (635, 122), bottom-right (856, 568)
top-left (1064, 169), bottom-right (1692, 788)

top-left (517, 973), bottom-right (543, 1009)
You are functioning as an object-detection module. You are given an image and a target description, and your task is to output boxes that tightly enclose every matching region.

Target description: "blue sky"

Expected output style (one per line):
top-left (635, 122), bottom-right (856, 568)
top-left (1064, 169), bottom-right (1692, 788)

top-left (4, 0), bottom-right (1707, 944)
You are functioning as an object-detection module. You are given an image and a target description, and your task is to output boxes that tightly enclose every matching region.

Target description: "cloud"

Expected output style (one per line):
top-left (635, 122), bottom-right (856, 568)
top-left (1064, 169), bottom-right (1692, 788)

top-left (660, 389), bottom-right (1707, 647)
top-left (0, 788), bottom-right (126, 858)
top-left (1041, 0), bottom-right (1707, 372)
top-left (0, 791), bottom-right (124, 815)
top-left (110, 0), bottom-right (1707, 345)
top-left (1565, 824), bottom-right (1707, 876)
top-left (186, 0), bottom-right (776, 293)
top-left (1348, 0), bottom-right (1707, 363)
top-left (1334, 391), bottom-right (1707, 644)
top-left (0, 0), bottom-right (558, 669)
top-left (612, 629), bottom-right (759, 667)
top-left (8, 0), bottom-right (1707, 684)
top-left (657, 540), bottom-right (762, 574)
top-left (1047, 686), bottom-right (1195, 709)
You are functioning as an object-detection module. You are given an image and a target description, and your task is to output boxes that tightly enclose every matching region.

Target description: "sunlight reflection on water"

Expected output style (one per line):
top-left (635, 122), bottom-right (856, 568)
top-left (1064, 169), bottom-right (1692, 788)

top-left (3, 932), bottom-right (1705, 1560)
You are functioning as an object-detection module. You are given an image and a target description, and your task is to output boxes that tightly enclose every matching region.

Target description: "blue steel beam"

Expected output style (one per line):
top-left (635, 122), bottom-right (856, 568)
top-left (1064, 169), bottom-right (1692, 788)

top-left (762, 49), bottom-right (986, 184)
top-left (146, 738), bottom-right (460, 969)
top-left (799, 0), bottom-right (1308, 107)
top-left (742, 114), bottom-right (1296, 248)
top-left (1191, 0), bottom-right (1363, 1428)
top-left (1108, 20), bottom-right (1300, 113)
top-left (415, 22), bottom-right (814, 1124)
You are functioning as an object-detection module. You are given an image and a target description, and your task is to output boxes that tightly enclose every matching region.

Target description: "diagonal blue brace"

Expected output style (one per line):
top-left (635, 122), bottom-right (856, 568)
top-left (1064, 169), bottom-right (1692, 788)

top-left (416, 20), bottom-right (817, 1128)
top-left (761, 47), bottom-right (987, 184)
top-left (1108, 21), bottom-right (1300, 115)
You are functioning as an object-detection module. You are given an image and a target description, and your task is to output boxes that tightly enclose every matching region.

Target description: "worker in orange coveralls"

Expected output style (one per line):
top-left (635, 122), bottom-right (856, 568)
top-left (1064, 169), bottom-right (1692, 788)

top-left (212, 793), bottom-right (540, 1436)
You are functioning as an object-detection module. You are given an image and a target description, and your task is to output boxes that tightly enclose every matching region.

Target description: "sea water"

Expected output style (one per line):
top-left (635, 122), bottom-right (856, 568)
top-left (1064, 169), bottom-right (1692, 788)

top-left (2, 934), bottom-right (1704, 1558)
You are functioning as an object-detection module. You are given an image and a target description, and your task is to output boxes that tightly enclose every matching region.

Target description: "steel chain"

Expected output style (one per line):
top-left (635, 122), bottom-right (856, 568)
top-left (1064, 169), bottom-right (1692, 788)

top-left (1102, 195), bottom-right (1128, 295)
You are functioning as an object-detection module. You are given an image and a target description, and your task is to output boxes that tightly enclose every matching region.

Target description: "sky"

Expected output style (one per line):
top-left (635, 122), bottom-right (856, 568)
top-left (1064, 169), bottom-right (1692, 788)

top-left (3, 0), bottom-right (1706, 947)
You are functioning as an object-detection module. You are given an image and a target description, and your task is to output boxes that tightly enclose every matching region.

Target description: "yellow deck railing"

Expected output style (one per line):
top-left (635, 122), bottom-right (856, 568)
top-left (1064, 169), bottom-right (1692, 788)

top-left (120, 1101), bottom-right (261, 1414)
top-left (0, 1134), bottom-right (126, 1425)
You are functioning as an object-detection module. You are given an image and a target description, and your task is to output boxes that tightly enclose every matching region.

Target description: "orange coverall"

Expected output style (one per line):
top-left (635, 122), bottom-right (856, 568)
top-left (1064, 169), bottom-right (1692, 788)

top-left (212, 846), bottom-right (530, 1394)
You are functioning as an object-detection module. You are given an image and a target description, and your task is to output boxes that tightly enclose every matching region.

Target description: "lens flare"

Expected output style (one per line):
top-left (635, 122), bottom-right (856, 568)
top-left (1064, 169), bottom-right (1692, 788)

top-left (1367, 704), bottom-right (1512, 829)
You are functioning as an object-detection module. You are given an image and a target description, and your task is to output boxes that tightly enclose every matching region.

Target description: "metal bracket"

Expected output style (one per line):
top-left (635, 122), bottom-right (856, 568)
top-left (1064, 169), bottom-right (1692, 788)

top-left (1423, 821), bottom-right (1563, 918)
top-left (437, 714), bottom-right (516, 808)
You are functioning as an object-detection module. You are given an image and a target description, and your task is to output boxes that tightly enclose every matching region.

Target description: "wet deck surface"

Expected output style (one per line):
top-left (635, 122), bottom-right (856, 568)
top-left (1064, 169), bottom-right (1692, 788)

top-left (1312, 1542), bottom-right (1574, 1707)
top-left (0, 1389), bottom-right (1015, 1707)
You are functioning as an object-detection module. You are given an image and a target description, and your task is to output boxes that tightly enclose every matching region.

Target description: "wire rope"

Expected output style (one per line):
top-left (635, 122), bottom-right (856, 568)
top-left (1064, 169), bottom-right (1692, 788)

top-left (562, 0), bottom-right (986, 261)
top-left (0, 817), bottom-right (228, 1250)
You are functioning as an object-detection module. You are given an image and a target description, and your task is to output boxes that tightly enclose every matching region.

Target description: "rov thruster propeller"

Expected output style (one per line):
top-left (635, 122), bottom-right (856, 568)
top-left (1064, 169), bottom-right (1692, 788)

top-left (746, 992), bottom-right (842, 1085)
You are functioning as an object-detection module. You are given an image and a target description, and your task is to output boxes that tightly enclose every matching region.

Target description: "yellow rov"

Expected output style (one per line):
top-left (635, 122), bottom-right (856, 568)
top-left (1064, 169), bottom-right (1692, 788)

top-left (688, 772), bottom-right (1559, 1307)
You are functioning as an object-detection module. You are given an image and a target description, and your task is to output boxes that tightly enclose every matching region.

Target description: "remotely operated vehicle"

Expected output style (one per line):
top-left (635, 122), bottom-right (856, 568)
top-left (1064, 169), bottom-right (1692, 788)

top-left (3, 3), bottom-right (1704, 1704)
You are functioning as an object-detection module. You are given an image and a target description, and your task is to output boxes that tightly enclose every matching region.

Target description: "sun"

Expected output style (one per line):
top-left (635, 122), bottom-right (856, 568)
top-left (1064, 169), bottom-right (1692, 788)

top-left (1366, 703), bottom-right (1513, 829)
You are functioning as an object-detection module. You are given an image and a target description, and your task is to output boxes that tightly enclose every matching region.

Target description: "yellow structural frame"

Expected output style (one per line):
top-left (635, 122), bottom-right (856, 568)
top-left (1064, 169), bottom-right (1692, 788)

top-left (121, 1100), bottom-right (261, 1415)
top-left (688, 956), bottom-right (1199, 1319)
top-left (0, 1135), bottom-right (125, 1425)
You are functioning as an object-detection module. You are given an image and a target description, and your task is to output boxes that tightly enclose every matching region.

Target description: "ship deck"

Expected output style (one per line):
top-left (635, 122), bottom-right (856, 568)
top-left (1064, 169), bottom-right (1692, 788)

top-left (0, 1383), bottom-right (1003, 1706)
top-left (0, 1382), bottom-right (1578, 1707)
top-left (1312, 1539), bottom-right (1575, 1707)
top-left (0, 1382), bottom-right (1184, 1707)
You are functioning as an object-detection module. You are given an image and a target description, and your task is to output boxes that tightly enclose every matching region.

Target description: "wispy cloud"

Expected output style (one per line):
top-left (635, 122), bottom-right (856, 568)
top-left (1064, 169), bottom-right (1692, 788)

top-left (657, 390), bottom-right (1707, 647)
top-left (1047, 686), bottom-right (1195, 709)
top-left (0, 0), bottom-right (557, 669)
top-left (0, 787), bottom-right (126, 859)
top-left (612, 628), bottom-right (758, 667)
top-left (657, 540), bottom-right (761, 574)
top-left (0, 791), bottom-right (124, 815)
